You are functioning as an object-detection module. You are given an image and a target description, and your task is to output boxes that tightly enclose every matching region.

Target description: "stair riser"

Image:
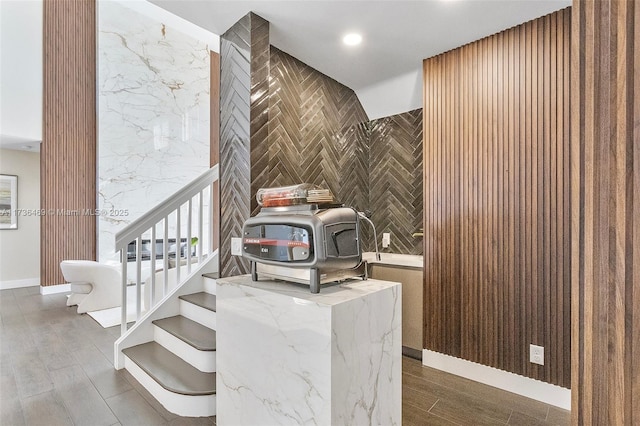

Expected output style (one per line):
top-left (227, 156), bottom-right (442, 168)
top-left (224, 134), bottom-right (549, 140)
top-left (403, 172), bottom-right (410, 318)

top-left (203, 278), bottom-right (217, 295)
top-left (180, 300), bottom-right (217, 329)
top-left (153, 326), bottom-right (216, 373)
top-left (124, 355), bottom-right (216, 417)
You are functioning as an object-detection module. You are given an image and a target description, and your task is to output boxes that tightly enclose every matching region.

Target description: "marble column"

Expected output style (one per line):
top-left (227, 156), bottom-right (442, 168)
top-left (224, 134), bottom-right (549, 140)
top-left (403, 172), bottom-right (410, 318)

top-left (216, 276), bottom-right (402, 425)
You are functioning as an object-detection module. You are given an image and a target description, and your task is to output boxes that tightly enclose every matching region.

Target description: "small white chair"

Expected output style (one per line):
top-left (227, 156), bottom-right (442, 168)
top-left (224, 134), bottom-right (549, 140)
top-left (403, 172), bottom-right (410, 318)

top-left (60, 260), bottom-right (122, 314)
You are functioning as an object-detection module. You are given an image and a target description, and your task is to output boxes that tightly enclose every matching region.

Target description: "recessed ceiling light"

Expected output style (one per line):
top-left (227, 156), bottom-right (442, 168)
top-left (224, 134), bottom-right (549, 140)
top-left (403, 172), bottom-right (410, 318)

top-left (342, 33), bottom-right (362, 46)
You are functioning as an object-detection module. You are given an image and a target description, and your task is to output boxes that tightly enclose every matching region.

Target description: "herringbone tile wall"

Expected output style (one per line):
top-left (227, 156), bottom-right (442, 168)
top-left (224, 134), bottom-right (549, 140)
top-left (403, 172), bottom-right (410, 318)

top-left (369, 109), bottom-right (424, 255)
top-left (249, 15), bottom-right (270, 217)
top-left (267, 47), bottom-right (370, 212)
top-left (220, 16), bottom-right (423, 270)
top-left (219, 13), bottom-right (269, 277)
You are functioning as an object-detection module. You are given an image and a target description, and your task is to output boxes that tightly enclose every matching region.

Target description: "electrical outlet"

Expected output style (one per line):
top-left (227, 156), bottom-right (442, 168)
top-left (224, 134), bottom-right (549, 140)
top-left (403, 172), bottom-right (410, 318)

top-left (530, 344), bottom-right (544, 365)
top-left (382, 233), bottom-right (391, 248)
top-left (231, 237), bottom-right (243, 256)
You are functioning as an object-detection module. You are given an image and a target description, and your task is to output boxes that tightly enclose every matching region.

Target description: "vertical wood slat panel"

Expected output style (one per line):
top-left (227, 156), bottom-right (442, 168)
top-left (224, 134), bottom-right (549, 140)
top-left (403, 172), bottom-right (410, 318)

top-left (210, 51), bottom-right (220, 251)
top-left (571, 0), bottom-right (640, 424)
top-left (508, 28), bottom-right (516, 372)
top-left (562, 6), bottom-right (572, 400)
top-left (41, 0), bottom-right (96, 286)
top-left (518, 17), bottom-right (527, 376)
top-left (422, 8), bottom-right (571, 387)
top-left (633, 1), bottom-right (640, 422)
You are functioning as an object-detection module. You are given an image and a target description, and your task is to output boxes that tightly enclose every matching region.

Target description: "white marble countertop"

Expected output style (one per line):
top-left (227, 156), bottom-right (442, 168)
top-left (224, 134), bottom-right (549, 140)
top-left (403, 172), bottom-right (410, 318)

top-left (217, 274), bottom-right (400, 306)
top-left (363, 251), bottom-right (424, 269)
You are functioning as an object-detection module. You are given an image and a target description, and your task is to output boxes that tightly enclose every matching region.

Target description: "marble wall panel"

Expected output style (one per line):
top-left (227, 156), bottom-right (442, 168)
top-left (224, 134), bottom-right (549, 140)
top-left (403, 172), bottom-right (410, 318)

top-left (216, 281), bottom-right (332, 424)
top-left (331, 283), bottom-right (402, 424)
top-left (97, 0), bottom-right (210, 262)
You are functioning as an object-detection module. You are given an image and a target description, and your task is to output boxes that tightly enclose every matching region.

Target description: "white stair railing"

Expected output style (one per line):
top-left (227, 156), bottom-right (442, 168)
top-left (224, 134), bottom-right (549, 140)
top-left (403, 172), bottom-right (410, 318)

top-left (115, 165), bottom-right (219, 335)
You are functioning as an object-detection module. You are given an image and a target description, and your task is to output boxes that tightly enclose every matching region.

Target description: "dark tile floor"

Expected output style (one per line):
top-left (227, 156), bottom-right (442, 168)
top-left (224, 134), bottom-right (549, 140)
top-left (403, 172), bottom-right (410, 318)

top-left (1, 286), bottom-right (570, 425)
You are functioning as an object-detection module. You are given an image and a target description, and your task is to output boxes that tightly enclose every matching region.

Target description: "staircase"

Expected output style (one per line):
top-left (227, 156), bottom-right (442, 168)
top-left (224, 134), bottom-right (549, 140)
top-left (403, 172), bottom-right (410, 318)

top-left (112, 167), bottom-right (222, 417)
top-left (121, 274), bottom-right (218, 417)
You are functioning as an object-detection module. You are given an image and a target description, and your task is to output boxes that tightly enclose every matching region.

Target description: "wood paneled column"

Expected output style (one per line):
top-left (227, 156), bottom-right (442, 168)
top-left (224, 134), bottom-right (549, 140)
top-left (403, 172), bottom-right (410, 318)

top-left (211, 51), bottom-right (220, 252)
top-left (570, 0), bottom-right (640, 423)
top-left (41, 0), bottom-right (97, 286)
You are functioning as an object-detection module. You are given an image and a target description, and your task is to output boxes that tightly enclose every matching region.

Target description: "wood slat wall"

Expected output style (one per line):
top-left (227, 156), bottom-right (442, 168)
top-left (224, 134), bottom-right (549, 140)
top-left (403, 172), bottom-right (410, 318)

top-left (571, 0), bottom-right (640, 423)
top-left (422, 8), bottom-right (571, 387)
top-left (211, 51), bottom-right (220, 251)
top-left (41, 0), bottom-right (97, 286)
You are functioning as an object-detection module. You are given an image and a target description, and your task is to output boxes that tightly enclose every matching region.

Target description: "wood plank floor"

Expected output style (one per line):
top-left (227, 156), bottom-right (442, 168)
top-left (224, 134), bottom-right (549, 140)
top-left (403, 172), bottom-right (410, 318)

top-left (0, 287), bottom-right (569, 425)
top-left (402, 357), bottom-right (570, 425)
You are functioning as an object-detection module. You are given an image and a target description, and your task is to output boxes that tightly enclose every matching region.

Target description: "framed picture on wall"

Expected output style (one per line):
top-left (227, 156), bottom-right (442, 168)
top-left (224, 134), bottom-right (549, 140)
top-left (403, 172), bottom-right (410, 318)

top-left (0, 174), bottom-right (18, 230)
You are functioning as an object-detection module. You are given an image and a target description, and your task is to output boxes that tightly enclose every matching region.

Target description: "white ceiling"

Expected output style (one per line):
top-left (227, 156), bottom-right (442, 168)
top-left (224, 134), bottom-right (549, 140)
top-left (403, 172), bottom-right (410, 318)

top-left (0, 135), bottom-right (41, 152)
top-left (151, 0), bottom-right (570, 118)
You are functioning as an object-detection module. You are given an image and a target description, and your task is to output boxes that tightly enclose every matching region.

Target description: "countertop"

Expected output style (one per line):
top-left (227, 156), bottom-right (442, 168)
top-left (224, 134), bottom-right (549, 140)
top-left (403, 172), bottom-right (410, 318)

top-left (363, 251), bottom-right (424, 269)
top-left (216, 274), bottom-right (399, 306)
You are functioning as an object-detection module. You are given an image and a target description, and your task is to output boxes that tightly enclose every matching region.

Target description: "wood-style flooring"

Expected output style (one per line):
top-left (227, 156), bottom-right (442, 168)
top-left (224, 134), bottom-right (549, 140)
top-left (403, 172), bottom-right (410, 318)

top-left (1, 286), bottom-right (569, 425)
top-left (402, 357), bottom-right (570, 425)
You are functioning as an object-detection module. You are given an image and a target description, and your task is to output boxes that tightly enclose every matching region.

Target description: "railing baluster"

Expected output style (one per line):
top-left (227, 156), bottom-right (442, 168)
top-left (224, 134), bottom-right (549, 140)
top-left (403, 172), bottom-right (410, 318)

top-left (198, 190), bottom-right (204, 264)
top-left (163, 216), bottom-right (169, 295)
top-left (151, 224), bottom-right (156, 309)
top-left (121, 251), bottom-right (128, 335)
top-left (208, 183), bottom-right (213, 256)
top-left (187, 198), bottom-right (192, 274)
top-left (136, 236), bottom-right (142, 320)
top-left (114, 165), bottom-right (219, 335)
top-left (176, 206), bottom-right (181, 285)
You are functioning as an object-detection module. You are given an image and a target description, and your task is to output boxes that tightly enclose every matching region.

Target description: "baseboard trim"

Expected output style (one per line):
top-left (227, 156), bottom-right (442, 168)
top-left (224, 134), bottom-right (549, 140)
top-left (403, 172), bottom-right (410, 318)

top-left (402, 346), bottom-right (422, 361)
top-left (0, 278), bottom-right (40, 290)
top-left (40, 283), bottom-right (70, 295)
top-left (422, 349), bottom-right (571, 410)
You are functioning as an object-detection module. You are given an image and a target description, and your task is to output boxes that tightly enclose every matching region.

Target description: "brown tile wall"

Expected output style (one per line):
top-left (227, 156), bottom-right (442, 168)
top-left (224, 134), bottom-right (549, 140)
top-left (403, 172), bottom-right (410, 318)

top-left (219, 13), bottom-right (269, 277)
top-left (219, 16), bottom-right (424, 276)
top-left (266, 46), bottom-right (370, 216)
top-left (369, 109), bottom-right (424, 255)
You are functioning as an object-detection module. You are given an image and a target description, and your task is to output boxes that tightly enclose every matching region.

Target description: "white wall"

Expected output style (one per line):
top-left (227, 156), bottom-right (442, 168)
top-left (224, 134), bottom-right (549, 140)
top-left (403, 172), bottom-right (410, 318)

top-left (0, 149), bottom-right (40, 287)
top-left (0, 0), bottom-right (43, 143)
top-left (355, 68), bottom-right (423, 120)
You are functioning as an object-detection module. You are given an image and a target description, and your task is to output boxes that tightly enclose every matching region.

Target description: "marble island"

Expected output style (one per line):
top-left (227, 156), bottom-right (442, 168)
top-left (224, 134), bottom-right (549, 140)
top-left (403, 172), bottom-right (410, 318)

top-left (216, 275), bottom-right (401, 425)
